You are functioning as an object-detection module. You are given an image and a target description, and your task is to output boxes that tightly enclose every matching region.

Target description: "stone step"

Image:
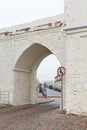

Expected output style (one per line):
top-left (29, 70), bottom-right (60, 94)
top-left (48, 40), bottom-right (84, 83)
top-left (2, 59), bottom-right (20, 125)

top-left (0, 103), bottom-right (12, 108)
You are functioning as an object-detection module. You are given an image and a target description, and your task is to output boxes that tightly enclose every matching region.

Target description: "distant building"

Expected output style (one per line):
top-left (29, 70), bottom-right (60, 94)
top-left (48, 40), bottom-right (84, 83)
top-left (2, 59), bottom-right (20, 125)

top-left (52, 75), bottom-right (61, 91)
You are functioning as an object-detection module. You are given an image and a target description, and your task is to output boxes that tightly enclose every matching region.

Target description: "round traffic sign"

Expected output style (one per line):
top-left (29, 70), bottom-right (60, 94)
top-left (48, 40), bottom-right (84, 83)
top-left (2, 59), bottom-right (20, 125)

top-left (57, 66), bottom-right (66, 76)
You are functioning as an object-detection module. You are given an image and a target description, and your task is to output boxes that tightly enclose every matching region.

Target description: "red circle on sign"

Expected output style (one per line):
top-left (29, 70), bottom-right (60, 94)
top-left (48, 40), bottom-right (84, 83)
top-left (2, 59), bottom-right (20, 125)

top-left (57, 66), bottom-right (66, 76)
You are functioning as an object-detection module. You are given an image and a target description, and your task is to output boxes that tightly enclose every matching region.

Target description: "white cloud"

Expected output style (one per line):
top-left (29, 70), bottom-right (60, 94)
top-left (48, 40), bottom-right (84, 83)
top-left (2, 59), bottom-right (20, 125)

top-left (0, 0), bottom-right (64, 28)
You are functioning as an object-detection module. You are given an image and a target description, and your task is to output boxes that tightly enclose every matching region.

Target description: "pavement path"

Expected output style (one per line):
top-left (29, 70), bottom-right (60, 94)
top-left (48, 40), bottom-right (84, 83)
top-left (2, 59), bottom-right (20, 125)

top-left (47, 88), bottom-right (61, 105)
top-left (36, 88), bottom-right (61, 105)
top-left (0, 101), bottom-right (87, 130)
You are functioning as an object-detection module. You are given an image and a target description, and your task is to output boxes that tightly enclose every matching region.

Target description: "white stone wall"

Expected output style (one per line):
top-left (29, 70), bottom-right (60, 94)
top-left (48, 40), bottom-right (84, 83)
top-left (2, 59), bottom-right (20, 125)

top-left (0, 15), bottom-right (65, 106)
top-left (65, 29), bottom-right (87, 115)
top-left (65, 0), bottom-right (87, 26)
top-left (0, 37), bottom-right (14, 104)
top-left (64, 0), bottom-right (87, 115)
top-left (12, 28), bottom-right (64, 105)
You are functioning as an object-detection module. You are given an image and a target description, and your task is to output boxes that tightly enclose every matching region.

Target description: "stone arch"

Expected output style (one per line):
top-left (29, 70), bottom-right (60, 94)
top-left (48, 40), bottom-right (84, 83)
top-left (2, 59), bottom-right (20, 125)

top-left (13, 43), bottom-right (61, 105)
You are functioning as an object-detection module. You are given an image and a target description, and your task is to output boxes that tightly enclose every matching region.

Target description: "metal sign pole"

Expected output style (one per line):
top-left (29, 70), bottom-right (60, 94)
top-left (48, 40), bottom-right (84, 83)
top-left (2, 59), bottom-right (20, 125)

top-left (57, 66), bottom-right (66, 111)
top-left (61, 76), bottom-right (63, 111)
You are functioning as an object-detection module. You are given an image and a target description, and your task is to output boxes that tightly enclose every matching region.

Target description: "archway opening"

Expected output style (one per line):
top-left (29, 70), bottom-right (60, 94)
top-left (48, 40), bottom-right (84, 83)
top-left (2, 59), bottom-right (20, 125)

top-left (36, 54), bottom-right (61, 106)
top-left (13, 43), bottom-right (62, 107)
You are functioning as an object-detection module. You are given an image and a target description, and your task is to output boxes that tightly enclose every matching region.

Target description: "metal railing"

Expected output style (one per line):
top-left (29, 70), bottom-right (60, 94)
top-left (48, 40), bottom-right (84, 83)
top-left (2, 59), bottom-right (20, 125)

top-left (0, 91), bottom-right (9, 104)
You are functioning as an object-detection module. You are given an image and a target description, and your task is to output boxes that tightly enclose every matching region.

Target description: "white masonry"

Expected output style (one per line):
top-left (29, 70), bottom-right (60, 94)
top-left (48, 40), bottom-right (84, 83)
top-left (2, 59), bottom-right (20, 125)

top-left (0, 0), bottom-right (87, 116)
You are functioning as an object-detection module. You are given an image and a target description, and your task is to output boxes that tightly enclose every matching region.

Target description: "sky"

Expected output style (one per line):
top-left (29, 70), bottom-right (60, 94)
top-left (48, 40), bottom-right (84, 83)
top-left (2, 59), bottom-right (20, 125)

top-left (0, 0), bottom-right (64, 81)
top-left (0, 0), bottom-right (64, 28)
top-left (37, 54), bottom-right (61, 82)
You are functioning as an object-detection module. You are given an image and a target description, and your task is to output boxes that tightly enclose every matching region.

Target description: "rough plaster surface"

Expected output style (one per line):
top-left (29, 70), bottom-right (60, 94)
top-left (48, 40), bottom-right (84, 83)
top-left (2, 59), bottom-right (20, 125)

top-left (65, 29), bottom-right (87, 115)
top-left (0, 15), bottom-right (65, 106)
top-left (13, 28), bottom-right (64, 105)
top-left (65, 0), bottom-right (87, 26)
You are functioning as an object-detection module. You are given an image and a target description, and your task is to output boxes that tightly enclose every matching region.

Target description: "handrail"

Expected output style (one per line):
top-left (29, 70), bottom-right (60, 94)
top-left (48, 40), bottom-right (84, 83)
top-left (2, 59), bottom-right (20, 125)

top-left (0, 91), bottom-right (9, 104)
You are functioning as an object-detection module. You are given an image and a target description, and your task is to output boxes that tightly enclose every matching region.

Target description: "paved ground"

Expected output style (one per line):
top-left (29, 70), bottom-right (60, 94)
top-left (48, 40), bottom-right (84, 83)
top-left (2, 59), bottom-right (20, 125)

top-left (0, 89), bottom-right (87, 130)
top-left (36, 88), bottom-right (61, 105)
top-left (0, 102), bottom-right (87, 130)
top-left (46, 88), bottom-right (61, 105)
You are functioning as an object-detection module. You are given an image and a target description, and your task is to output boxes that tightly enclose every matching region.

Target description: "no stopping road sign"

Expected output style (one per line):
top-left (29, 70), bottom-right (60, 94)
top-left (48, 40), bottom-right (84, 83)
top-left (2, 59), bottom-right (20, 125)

top-left (57, 66), bottom-right (66, 76)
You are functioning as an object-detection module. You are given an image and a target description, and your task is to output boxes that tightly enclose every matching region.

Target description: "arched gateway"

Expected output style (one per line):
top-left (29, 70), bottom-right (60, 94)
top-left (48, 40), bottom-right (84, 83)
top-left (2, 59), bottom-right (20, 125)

top-left (13, 43), bottom-right (63, 105)
top-left (1, 0), bottom-right (87, 116)
top-left (0, 15), bottom-right (65, 106)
